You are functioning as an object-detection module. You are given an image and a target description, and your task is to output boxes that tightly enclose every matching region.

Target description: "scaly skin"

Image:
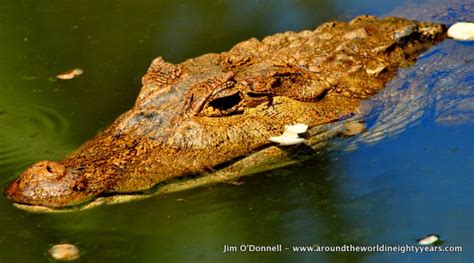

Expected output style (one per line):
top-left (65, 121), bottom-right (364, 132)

top-left (4, 16), bottom-right (446, 209)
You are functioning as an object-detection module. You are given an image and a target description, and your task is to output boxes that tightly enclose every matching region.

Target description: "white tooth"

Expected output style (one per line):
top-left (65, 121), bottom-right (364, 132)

top-left (269, 135), bottom-right (304, 146)
top-left (284, 123), bottom-right (308, 134)
top-left (447, 22), bottom-right (474, 41)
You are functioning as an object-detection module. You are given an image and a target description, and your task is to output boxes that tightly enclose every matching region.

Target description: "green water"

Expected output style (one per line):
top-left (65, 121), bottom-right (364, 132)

top-left (0, 0), bottom-right (472, 262)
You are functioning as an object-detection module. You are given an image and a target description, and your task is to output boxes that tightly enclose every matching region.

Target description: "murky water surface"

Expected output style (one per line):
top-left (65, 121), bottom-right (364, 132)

top-left (0, 1), bottom-right (472, 262)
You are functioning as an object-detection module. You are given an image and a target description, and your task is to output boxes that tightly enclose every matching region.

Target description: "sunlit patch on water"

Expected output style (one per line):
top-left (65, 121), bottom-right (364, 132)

top-left (0, 102), bottom-right (73, 174)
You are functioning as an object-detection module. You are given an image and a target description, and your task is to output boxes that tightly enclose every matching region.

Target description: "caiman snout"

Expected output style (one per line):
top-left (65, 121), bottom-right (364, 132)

top-left (4, 161), bottom-right (92, 208)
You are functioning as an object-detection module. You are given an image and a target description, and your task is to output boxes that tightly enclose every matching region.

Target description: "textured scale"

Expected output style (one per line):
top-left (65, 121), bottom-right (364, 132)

top-left (4, 16), bottom-right (447, 210)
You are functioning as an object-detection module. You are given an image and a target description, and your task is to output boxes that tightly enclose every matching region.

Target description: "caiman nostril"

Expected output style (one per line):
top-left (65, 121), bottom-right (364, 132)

top-left (3, 160), bottom-right (90, 207)
top-left (26, 161), bottom-right (66, 179)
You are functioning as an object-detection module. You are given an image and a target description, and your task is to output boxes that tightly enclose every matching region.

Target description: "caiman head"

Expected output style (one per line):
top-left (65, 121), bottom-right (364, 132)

top-left (4, 16), bottom-right (446, 210)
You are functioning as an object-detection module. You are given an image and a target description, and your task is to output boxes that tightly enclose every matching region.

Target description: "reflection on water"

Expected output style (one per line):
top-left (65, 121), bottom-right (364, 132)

top-left (0, 0), bottom-right (472, 262)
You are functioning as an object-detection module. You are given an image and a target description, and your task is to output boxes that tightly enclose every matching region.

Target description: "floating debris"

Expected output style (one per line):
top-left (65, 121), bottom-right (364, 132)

top-left (416, 234), bottom-right (440, 245)
top-left (284, 123), bottom-right (308, 135)
top-left (48, 243), bottom-right (80, 261)
top-left (56, 68), bottom-right (83, 80)
top-left (269, 136), bottom-right (304, 146)
top-left (269, 123), bottom-right (308, 146)
top-left (342, 121), bottom-right (366, 136)
top-left (447, 22), bottom-right (474, 41)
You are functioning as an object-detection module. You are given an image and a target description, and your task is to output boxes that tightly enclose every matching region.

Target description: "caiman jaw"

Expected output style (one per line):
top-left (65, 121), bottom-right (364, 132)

top-left (4, 161), bottom-right (92, 208)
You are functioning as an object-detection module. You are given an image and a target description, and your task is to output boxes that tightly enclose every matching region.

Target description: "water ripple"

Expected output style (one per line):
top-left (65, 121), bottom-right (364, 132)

top-left (345, 40), bottom-right (474, 150)
top-left (0, 102), bottom-right (72, 173)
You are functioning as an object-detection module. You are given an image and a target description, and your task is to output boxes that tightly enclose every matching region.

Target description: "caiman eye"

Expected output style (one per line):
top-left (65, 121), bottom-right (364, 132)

top-left (200, 92), bottom-right (243, 117)
top-left (208, 93), bottom-right (242, 111)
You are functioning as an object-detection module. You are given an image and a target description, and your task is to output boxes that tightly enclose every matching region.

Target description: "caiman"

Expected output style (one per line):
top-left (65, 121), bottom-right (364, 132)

top-left (4, 15), bottom-right (450, 211)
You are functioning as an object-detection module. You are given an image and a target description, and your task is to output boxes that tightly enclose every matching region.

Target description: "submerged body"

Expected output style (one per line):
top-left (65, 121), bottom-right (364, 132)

top-left (4, 16), bottom-right (446, 209)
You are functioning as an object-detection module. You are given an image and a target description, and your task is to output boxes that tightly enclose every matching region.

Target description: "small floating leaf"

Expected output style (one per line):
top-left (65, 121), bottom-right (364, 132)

top-left (48, 243), bottom-right (80, 261)
top-left (416, 234), bottom-right (440, 245)
top-left (56, 68), bottom-right (83, 80)
top-left (269, 135), bottom-right (304, 146)
top-left (270, 123), bottom-right (308, 146)
top-left (284, 123), bottom-right (308, 134)
top-left (448, 22), bottom-right (474, 41)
